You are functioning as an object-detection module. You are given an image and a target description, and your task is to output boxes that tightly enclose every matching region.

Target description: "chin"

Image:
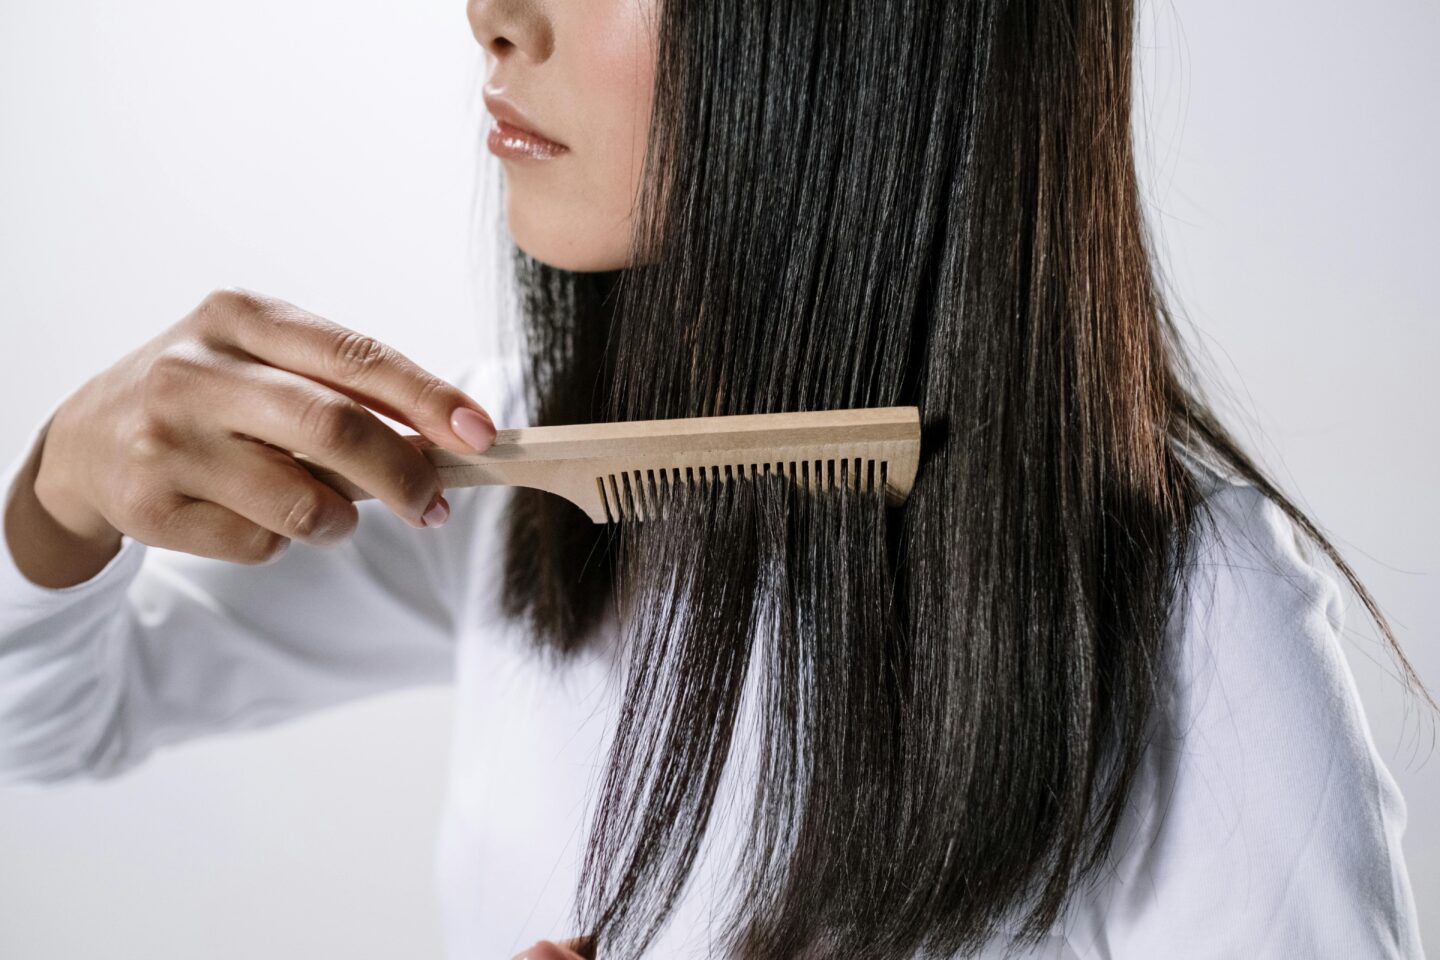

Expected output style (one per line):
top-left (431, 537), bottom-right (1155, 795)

top-left (505, 191), bottom-right (631, 273)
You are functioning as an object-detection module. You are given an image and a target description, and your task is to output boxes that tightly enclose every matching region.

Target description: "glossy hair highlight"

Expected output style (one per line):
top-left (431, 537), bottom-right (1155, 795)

top-left (490, 1), bottom-right (1434, 956)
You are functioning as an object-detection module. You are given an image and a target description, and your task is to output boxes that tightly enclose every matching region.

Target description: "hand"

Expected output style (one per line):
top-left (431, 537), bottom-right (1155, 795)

top-left (31, 286), bottom-right (498, 564)
top-left (509, 937), bottom-right (593, 960)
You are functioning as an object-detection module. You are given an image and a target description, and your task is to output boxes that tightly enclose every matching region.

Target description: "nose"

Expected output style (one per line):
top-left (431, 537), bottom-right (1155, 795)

top-left (467, 0), bottom-right (554, 63)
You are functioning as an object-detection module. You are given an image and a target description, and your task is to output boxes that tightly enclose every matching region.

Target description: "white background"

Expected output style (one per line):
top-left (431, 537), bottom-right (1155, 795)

top-left (1, 0), bottom-right (1435, 955)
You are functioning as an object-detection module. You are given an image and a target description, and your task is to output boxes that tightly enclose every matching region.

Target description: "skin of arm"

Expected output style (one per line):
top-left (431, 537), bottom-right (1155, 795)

top-left (4, 413), bottom-right (126, 587)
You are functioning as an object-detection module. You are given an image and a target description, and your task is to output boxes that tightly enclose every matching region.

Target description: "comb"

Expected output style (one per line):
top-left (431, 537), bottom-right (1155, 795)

top-left (295, 406), bottom-right (920, 524)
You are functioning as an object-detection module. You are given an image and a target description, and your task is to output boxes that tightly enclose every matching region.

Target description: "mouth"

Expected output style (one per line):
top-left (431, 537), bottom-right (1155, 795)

top-left (482, 90), bottom-right (569, 162)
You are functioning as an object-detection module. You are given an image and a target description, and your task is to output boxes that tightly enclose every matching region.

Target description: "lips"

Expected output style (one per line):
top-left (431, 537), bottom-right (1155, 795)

top-left (482, 90), bottom-right (568, 161)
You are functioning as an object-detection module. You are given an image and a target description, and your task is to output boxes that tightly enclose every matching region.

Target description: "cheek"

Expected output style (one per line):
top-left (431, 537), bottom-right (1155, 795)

top-left (502, 0), bottom-right (657, 272)
top-left (564, 3), bottom-right (656, 222)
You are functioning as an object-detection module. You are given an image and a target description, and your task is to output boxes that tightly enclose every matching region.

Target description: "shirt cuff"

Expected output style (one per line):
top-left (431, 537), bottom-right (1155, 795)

top-left (0, 393), bottom-right (149, 617)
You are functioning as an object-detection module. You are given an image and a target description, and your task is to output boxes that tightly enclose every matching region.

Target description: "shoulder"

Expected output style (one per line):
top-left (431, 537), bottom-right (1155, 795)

top-left (1170, 455), bottom-right (1352, 721)
top-left (1060, 452), bottom-right (1423, 957)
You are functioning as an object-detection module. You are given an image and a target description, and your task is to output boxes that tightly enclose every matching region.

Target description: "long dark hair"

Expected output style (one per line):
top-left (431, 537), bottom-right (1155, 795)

top-left (487, 1), bottom-right (1435, 956)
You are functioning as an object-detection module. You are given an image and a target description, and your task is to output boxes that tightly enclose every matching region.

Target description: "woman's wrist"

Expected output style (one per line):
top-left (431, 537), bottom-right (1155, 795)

top-left (6, 416), bottom-right (123, 588)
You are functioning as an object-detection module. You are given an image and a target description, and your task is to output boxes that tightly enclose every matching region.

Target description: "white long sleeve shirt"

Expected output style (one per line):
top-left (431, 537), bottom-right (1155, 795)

top-left (0, 352), bottom-right (1425, 959)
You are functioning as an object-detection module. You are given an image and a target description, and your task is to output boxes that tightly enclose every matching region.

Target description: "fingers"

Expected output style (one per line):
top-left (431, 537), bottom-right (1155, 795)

top-left (123, 488), bottom-right (294, 566)
top-left (192, 286), bottom-right (497, 456)
top-left (167, 429), bottom-right (362, 548)
top-left (169, 352), bottom-right (447, 528)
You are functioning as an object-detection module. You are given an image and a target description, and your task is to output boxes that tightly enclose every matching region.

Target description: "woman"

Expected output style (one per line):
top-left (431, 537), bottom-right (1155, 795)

top-left (0, 0), bottom-right (1430, 957)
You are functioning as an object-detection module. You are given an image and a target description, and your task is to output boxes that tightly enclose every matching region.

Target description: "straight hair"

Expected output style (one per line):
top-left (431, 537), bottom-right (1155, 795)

top-left (489, 1), bottom-right (1435, 956)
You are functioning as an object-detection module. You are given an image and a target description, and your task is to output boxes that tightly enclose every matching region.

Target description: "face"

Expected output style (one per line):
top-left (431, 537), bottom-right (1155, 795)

top-left (468, 0), bottom-right (659, 272)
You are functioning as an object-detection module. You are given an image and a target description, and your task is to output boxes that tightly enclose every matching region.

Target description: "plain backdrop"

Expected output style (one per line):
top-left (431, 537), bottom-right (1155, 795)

top-left (1, 1), bottom-right (1435, 956)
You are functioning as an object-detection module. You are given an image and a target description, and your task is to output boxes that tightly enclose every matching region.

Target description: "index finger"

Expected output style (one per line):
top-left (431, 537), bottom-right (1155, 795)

top-left (196, 287), bottom-right (497, 456)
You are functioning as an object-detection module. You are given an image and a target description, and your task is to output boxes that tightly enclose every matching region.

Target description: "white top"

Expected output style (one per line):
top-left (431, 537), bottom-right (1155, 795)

top-left (0, 353), bottom-right (1425, 959)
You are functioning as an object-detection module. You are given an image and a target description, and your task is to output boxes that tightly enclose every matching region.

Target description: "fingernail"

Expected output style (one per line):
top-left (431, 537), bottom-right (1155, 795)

top-left (422, 493), bottom-right (449, 528)
top-left (450, 406), bottom-right (496, 453)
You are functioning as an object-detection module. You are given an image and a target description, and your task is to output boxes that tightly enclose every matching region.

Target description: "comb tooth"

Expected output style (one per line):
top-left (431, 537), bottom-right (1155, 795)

top-left (620, 470), bottom-right (637, 521)
top-left (634, 469), bottom-right (650, 521)
top-left (596, 476), bottom-right (615, 523)
top-left (640, 468), bottom-right (654, 520)
top-left (840, 457), bottom-right (849, 491)
top-left (607, 473), bottom-right (624, 520)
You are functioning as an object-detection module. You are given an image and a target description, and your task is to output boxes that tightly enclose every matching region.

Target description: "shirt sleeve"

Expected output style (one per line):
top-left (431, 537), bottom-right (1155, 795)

top-left (0, 354), bottom-right (518, 788)
top-left (1067, 480), bottom-right (1425, 958)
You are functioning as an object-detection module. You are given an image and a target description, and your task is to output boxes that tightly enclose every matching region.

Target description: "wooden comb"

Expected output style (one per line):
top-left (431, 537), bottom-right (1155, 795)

top-left (295, 406), bottom-right (920, 524)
